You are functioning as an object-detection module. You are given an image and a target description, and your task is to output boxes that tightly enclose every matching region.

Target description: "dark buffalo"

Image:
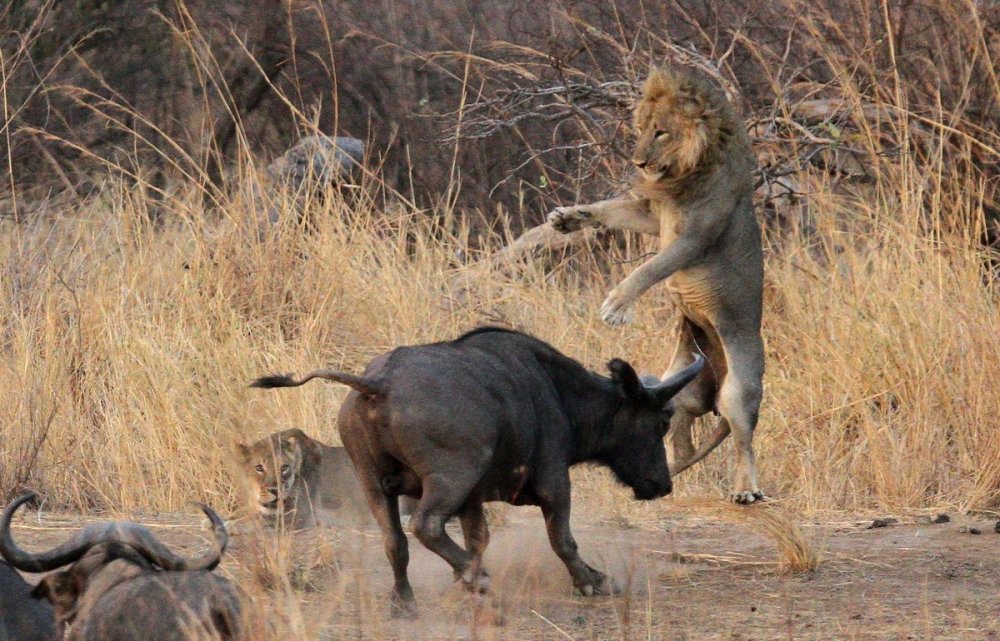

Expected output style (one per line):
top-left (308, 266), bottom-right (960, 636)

top-left (0, 493), bottom-right (242, 641)
top-left (1, 560), bottom-right (55, 641)
top-left (252, 327), bottom-right (703, 617)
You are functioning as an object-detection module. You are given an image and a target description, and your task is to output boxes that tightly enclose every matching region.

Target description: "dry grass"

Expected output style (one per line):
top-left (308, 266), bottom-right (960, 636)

top-left (668, 498), bottom-right (821, 572)
top-left (2, 172), bottom-right (995, 515)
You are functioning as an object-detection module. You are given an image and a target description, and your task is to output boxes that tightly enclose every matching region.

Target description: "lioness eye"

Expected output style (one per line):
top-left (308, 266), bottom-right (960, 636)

top-left (655, 130), bottom-right (668, 138)
top-left (280, 464), bottom-right (289, 474)
top-left (254, 464), bottom-right (264, 474)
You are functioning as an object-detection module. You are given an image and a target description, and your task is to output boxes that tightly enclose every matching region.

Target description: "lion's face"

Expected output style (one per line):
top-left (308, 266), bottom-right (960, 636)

top-left (631, 69), bottom-right (716, 181)
top-left (235, 431), bottom-right (304, 516)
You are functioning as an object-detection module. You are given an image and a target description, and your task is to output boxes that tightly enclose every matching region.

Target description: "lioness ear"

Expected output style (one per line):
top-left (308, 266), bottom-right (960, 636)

top-left (282, 431), bottom-right (304, 460)
top-left (608, 359), bottom-right (645, 401)
top-left (235, 443), bottom-right (250, 463)
top-left (281, 428), bottom-right (308, 443)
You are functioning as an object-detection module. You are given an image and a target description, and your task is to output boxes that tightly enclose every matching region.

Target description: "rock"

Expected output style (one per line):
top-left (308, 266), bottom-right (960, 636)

top-left (255, 135), bottom-right (366, 229)
top-left (867, 517), bottom-right (898, 529)
top-left (266, 135), bottom-right (365, 191)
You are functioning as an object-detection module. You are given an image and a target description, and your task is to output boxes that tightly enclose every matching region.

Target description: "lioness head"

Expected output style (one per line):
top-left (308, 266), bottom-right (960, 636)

top-left (631, 68), bottom-right (734, 181)
top-left (235, 429), bottom-right (307, 517)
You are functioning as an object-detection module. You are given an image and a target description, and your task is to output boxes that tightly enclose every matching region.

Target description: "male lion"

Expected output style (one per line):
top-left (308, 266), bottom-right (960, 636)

top-left (236, 428), bottom-right (386, 528)
top-left (548, 68), bottom-right (765, 504)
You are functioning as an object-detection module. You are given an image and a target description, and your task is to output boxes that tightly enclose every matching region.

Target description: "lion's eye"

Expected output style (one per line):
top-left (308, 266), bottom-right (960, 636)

top-left (280, 464), bottom-right (290, 476)
top-left (254, 464), bottom-right (264, 474)
top-left (654, 130), bottom-right (669, 139)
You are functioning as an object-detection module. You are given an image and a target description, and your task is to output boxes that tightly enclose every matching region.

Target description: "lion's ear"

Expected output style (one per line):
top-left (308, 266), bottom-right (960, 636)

top-left (235, 443), bottom-right (251, 463)
top-left (280, 428), bottom-right (307, 445)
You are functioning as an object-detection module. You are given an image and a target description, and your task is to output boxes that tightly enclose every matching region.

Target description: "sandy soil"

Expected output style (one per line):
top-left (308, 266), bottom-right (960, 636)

top-left (6, 504), bottom-right (1000, 640)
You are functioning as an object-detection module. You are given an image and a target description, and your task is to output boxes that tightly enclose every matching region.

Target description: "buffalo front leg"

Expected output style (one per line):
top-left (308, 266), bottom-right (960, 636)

top-left (540, 497), bottom-right (613, 596)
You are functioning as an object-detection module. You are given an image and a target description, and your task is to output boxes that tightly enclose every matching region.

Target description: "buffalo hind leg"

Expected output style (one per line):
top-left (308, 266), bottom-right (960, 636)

top-left (411, 472), bottom-right (489, 594)
top-left (358, 472), bottom-right (416, 618)
top-left (717, 334), bottom-right (765, 504)
top-left (540, 488), bottom-right (612, 596)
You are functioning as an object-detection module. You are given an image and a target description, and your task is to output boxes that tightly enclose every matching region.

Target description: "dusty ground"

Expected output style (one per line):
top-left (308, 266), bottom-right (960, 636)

top-left (7, 503), bottom-right (1000, 640)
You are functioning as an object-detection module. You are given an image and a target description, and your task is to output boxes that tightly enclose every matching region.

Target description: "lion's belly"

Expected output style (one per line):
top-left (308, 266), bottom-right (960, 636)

top-left (666, 271), bottom-right (723, 328)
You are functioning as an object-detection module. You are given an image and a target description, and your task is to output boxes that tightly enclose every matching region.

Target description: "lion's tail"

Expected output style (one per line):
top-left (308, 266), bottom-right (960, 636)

top-left (669, 420), bottom-right (731, 477)
top-left (250, 369), bottom-right (383, 398)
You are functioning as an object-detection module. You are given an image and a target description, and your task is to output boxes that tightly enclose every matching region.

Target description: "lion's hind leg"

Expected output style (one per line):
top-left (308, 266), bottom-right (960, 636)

top-left (661, 318), bottom-right (721, 472)
top-left (716, 332), bottom-right (765, 504)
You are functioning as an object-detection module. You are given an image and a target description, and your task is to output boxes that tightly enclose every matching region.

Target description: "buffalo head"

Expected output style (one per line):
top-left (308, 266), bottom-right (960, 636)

top-left (0, 492), bottom-right (236, 641)
top-left (605, 354), bottom-right (705, 500)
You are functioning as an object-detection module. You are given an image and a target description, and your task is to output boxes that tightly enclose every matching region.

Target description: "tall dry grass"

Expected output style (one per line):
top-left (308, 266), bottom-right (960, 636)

top-left (0, 157), bottom-right (996, 515)
top-left (0, 0), bottom-right (998, 523)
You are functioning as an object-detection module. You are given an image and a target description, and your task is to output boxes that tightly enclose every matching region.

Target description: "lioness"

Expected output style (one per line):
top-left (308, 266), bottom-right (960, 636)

top-left (236, 428), bottom-right (382, 528)
top-left (548, 68), bottom-right (765, 504)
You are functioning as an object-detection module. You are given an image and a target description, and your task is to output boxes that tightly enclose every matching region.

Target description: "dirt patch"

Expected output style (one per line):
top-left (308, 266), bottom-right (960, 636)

top-left (6, 505), bottom-right (1000, 640)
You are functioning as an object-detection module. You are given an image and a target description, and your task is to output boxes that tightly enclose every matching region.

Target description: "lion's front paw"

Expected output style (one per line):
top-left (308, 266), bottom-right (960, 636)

top-left (549, 206), bottom-right (599, 234)
top-left (600, 290), bottom-right (636, 326)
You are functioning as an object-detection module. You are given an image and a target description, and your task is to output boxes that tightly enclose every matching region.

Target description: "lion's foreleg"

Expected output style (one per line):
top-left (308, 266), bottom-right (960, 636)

top-left (600, 237), bottom-right (704, 326)
top-left (549, 198), bottom-right (657, 235)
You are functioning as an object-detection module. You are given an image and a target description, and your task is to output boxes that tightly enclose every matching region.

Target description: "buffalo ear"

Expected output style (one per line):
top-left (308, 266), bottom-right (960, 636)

top-left (31, 571), bottom-right (70, 603)
top-left (30, 578), bottom-right (51, 600)
top-left (608, 359), bottom-right (645, 400)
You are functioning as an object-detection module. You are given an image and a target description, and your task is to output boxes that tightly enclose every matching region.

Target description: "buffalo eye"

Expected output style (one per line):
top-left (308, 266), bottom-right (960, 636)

top-left (658, 411), bottom-right (672, 437)
top-left (254, 464), bottom-right (264, 474)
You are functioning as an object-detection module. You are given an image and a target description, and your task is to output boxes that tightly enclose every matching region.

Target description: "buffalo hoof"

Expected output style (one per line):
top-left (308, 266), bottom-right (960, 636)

top-left (730, 490), bottom-right (766, 505)
top-left (389, 593), bottom-right (419, 619)
top-left (459, 568), bottom-right (491, 594)
top-left (575, 571), bottom-right (618, 597)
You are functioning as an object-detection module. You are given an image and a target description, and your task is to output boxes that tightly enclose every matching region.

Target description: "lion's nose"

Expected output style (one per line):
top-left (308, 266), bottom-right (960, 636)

top-left (632, 158), bottom-right (647, 169)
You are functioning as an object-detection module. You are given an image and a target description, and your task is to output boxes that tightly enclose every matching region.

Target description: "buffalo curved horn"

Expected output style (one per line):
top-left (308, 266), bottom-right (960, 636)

top-left (0, 492), bottom-right (228, 573)
top-left (651, 353), bottom-right (706, 403)
top-left (1, 492), bottom-right (113, 572)
top-left (117, 502), bottom-right (228, 572)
